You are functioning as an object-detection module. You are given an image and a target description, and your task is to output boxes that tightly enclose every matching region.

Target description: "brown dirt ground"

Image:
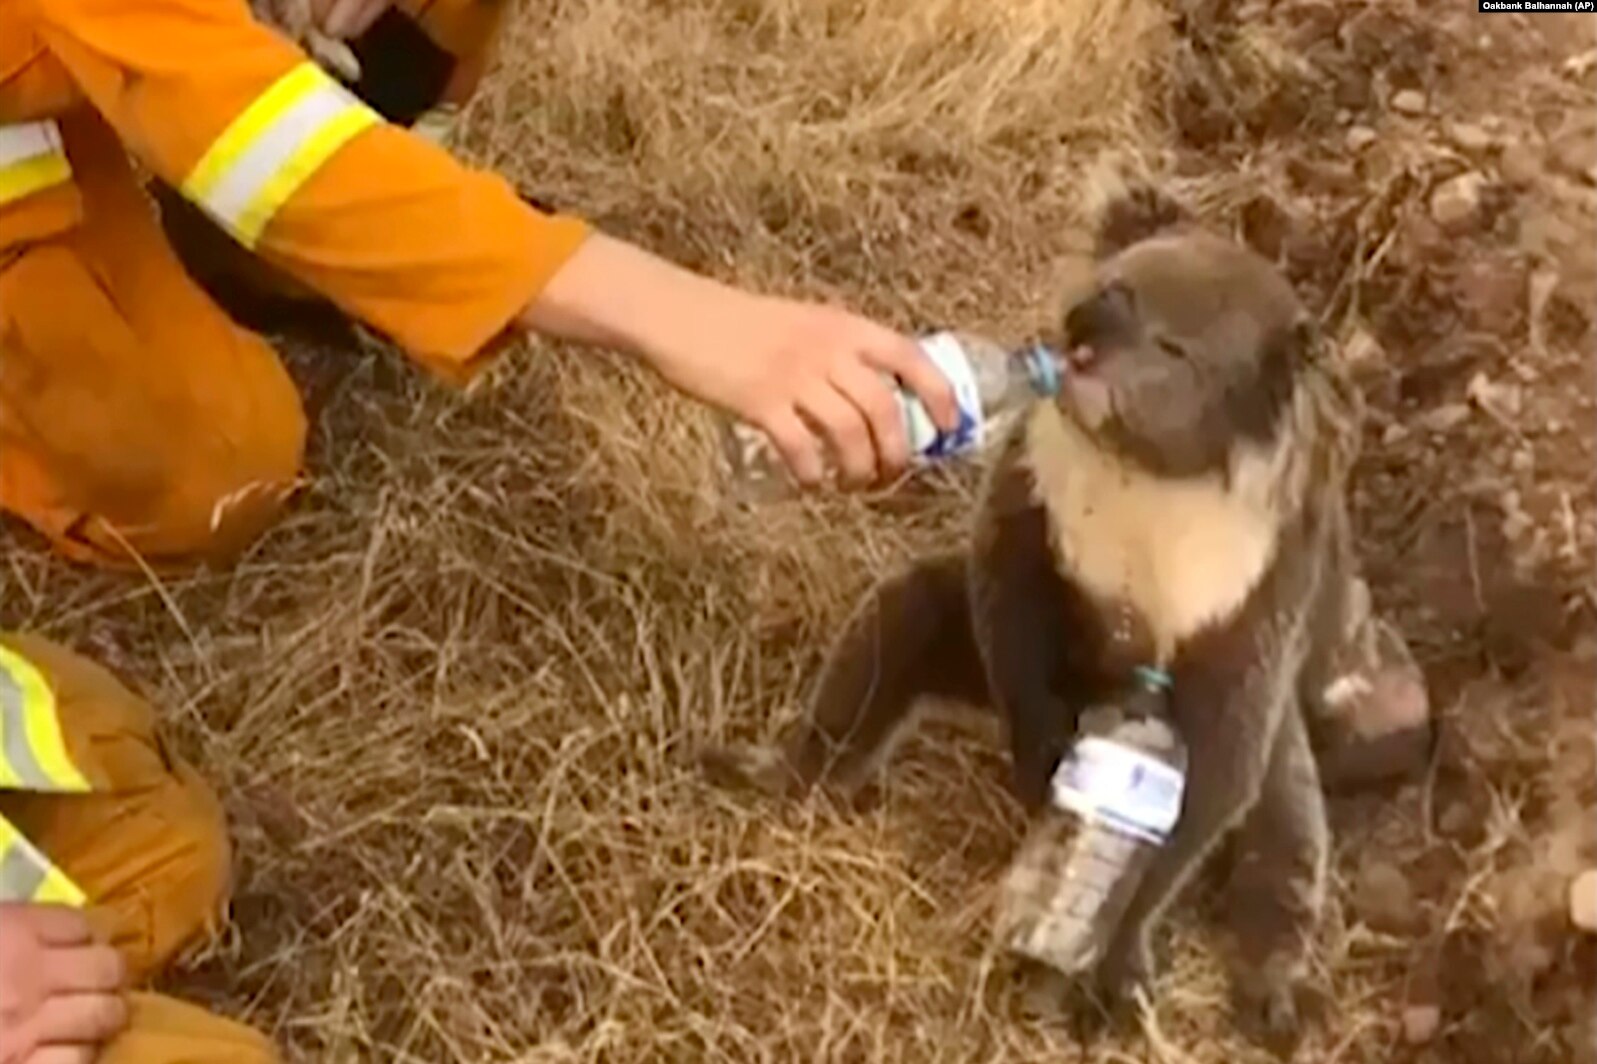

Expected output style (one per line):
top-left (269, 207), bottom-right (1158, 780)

top-left (2, 0), bottom-right (1593, 1061)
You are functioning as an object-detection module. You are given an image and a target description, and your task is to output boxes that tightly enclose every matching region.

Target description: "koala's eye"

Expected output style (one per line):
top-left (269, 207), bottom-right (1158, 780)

top-left (1155, 336), bottom-right (1188, 360)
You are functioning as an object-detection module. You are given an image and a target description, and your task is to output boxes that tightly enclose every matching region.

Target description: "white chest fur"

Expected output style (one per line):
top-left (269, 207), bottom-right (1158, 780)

top-left (1021, 405), bottom-right (1284, 663)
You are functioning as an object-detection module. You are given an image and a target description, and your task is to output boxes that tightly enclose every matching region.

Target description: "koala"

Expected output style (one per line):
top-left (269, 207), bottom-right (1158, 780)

top-left (699, 187), bottom-right (1434, 1052)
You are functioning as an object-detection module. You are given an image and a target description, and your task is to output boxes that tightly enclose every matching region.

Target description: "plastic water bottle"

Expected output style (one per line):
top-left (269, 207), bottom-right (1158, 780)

top-left (718, 330), bottom-right (1063, 503)
top-left (998, 667), bottom-right (1188, 976)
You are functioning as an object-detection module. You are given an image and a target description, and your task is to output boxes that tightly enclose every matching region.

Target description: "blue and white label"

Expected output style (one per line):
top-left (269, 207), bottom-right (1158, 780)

top-left (1050, 736), bottom-right (1186, 845)
top-left (903, 332), bottom-right (983, 459)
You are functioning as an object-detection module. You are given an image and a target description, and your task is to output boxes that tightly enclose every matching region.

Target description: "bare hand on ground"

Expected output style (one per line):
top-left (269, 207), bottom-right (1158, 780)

top-left (0, 904), bottom-right (127, 1064)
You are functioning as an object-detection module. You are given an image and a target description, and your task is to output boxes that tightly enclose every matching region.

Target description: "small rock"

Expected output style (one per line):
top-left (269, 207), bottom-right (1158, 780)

top-left (1439, 801), bottom-right (1474, 835)
top-left (1419, 404), bottom-right (1471, 434)
top-left (1570, 869), bottom-right (1597, 932)
top-left (1467, 371), bottom-right (1523, 421)
top-left (1335, 108), bottom-right (1351, 125)
top-left (1342, 326), bottom-right (1385, 371)
top-left (1457, 257), bottom-right (1526, 334)
top-left (1511, 448), bottom-right (1535, 474)
top-left (1503, 509), bottom-right (1535, 543)
top-left (1383, 422), bottom-right (1410, 446)
top-left (1356, 861), bottom-right (1420, 934)
top-left (1548, 127), bottom-right (1596, 183)
top-left (1431, 172), bottom-right (1487, 233)
top-left (1403, 1004), bottom-right (1442, 1044)
top-left (1500, 143), bottom-right (1543, 186)
top-left (1565, 48), bottom-right (1597, 78)
top-left (1346, 125), bottom-right (1378, 152)
top-left (1392, 89), bottom-right (1427, 115)
top-left (1446, 120), bottom-right (1495, 153)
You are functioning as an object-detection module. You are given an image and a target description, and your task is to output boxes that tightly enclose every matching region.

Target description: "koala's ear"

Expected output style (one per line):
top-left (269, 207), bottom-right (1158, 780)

top-left (1094, 185), bottom-right (1191, 259)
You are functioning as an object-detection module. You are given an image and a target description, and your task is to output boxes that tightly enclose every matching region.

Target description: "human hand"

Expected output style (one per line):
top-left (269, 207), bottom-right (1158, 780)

top-left (247, 0), bottom-right (365, 80)
top-left (522, 234), bottom-right (961, 489)
top-left (0, 904), bottom-right (127, 1064)
top-left (310, 0), bottom-right (393, 38)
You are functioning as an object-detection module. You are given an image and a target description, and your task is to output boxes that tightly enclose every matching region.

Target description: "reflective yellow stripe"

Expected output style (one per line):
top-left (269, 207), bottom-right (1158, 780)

top-left (0, 645), bottom-right (91, 794)
top-left (0, 120), bottom-right (73, 205)
top-left (0, 814), bottom-right (85, 907)
top-left (180, 61), bottom-right (381, 249)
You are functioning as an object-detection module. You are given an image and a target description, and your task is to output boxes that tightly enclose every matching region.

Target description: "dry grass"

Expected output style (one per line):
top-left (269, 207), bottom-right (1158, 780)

top-left (3, 0), bottom-right (1593, 1062)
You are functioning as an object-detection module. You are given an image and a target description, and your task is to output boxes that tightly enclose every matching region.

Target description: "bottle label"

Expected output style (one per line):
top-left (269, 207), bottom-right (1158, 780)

top-left (1049, 736), bottom-right (1186, 845)
top-left (905, 332), bottom-right (983, 459)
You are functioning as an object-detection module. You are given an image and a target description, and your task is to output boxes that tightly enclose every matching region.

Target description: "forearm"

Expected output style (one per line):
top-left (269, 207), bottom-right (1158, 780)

top-left (517, 232), bottom-right (750, 374)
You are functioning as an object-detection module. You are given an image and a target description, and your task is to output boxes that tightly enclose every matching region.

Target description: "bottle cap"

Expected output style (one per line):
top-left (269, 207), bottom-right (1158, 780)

top-left (1133, 665), bottom-right (1173, 692)
top-left (1020, 343), bottom-right (1064, 398)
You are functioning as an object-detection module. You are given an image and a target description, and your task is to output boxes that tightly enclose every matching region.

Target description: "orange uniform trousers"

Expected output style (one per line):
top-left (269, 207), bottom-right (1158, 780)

top-left (0, 632), bottom-right (276, 1063)
top-left (0, 0), bottom-right (588, 571)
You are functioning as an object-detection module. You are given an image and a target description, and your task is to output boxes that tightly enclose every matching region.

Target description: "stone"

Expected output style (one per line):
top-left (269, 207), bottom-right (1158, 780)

top-left (1570, 869), bottom-right (1597, 932)
top-left (1356, 861), bottom-right (1420, 934)
top-left (1446, 120), bottom-right (1494, 153)
top-left (1392, 89), bottom-right (1427, 115)
top-left (1383, 423), bottom-right (1410, 446)
top-left (1500, 143), bottom-right (1544, 186)
top-left (1439, 801), bottom-right (1475, 835)
top-left (1548, 124), bottom-right (1596, 183)
top-left (1403, 1004), bottom-right (1442, 1044)
top-left (1346, 125), bottom-right (1378, 152)
top-left (1431, 172), bottom-right (1487, 233)
top-left (1467, 371), bottom-right (1523, 421)
top-left (1342, 326), bottom-right (1385, 371)
top-left (1419, 404), bottom-right (1471, 434)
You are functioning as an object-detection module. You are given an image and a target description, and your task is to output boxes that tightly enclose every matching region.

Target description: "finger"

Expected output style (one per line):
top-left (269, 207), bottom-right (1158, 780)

top-left (827, 359), bottom-right (909, 480)
top-left (794, 384), bottom-right (875, 489)
top-left (860, 333), bottom-right (960, 433)
top-left (42, 945), bottom-right (126, 996)
top-left (757, 408), bottom-right (825, 490)
top-left (344, 0), bottom-right (389, 37)
top-left (32, 992), bottom-right (128, 1046)
top-left (15, 906), bottom-right (94, 948)
top-left (320, 0), bottom-right (373, 37)
top-left (24, 1045), bottom-right (96, 1064)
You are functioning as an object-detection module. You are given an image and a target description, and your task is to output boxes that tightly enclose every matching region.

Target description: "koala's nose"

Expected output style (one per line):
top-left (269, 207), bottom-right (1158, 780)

top-left (1064, 281), bottom-right (1137, 351)
top-left (1065, 344), bottom-right (1099, 370)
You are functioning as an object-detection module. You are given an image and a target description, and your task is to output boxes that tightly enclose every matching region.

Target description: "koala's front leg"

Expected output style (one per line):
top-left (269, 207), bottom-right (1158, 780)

top-left (698, 551), bottom-right (985, 800)
top-left (1222, 698), bottom-right (1329, 1056)
top-left (968, 460), bottom-right (1095, 812)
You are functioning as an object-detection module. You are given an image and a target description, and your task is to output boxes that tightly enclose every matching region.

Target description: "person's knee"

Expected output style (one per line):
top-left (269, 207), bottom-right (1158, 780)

top-left (83, 761), bottom-right (235, 980)
top-left (0, 634), bottom-right (235, 974)
top-left (80, 340), bottom-right (308, 569)
top-left (101, 993), bottom-right (281, 1064)
top-left (139, 761), bottom-right (235, 969)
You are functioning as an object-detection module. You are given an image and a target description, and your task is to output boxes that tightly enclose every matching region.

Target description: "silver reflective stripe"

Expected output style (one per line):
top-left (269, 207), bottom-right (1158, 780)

top-left (0, 836), bottom-right (46, 902)
top-left (0, 666), bottom-right (50, 790)
top-left (0, 120), bottom-right (62, 167)
top-left (199, 83), bottom-right (353, 232)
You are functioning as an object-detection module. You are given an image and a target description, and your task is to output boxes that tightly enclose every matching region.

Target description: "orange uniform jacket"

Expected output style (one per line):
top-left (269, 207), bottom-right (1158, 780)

top-left (0, 0), bottom-right (590, 382)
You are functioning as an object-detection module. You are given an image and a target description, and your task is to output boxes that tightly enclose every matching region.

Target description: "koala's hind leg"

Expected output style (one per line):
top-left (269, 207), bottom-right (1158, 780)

top-left (1222, 700), bottom-right (1329, 1055)
top-left (697, 552), bottom-right (987, 800)
top-left (1092, 657), bottom-right (1287, 1012)
top-left (1301, 566), bottom-right (1435, 793)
